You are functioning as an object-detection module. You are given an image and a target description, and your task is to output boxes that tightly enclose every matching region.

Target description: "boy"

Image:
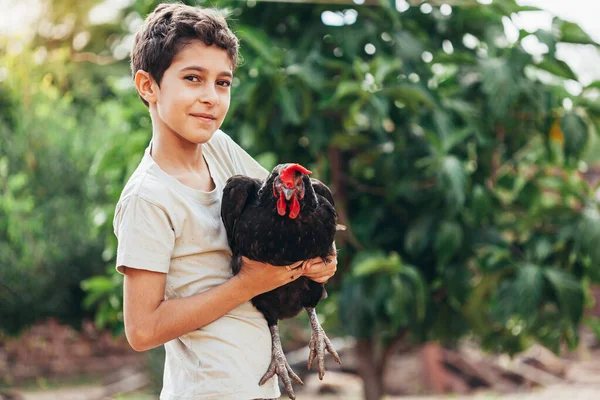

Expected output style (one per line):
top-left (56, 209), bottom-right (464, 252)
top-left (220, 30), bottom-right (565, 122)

top-left (113, 2), bottom-right (338, 399)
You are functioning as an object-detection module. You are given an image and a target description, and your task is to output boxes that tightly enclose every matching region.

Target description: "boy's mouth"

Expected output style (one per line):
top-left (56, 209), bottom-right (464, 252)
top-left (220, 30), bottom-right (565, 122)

top-left (190, 113), bottom-right (216, 122)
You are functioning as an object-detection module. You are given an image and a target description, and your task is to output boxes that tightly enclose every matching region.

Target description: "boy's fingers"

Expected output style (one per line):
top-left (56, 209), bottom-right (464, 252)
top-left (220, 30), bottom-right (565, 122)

top-left (308, 260), bottom-right (336, 271)
top-left (286, 260), bottom-right (304, 271)
top-left (304, 259), bottom-right (316, 271)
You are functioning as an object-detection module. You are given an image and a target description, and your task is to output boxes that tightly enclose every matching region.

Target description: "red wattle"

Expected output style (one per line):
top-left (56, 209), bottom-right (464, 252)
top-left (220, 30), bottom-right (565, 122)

top-left (277, 192), bottom-right (287, 216)
top-left (289, 195), bottom-right (301, 219)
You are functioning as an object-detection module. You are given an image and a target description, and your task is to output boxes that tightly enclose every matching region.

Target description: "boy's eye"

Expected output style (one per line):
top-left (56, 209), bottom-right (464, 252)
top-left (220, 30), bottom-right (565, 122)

top-left (184, 75), bottom-right (200, 82)
top-left (217, 80), bottom-right (231, 88)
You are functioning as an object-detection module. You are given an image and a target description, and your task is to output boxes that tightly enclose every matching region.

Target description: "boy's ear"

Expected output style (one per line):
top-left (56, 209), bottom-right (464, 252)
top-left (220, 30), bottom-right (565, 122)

top-left (135, 70), bottom-right (158, 104)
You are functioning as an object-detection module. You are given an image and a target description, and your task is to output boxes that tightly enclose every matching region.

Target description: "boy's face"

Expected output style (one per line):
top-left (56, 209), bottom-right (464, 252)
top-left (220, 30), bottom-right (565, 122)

top-left (149, 40), bottom-right (233, 144)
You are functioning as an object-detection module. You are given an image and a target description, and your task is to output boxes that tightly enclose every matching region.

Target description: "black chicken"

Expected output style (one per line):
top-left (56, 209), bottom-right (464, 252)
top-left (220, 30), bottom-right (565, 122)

top-left (221, 163), bottom-right (341, 399)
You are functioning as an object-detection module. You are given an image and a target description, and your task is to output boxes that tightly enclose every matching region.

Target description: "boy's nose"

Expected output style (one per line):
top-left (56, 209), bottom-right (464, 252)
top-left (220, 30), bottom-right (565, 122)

top-left (200, 86), bottom-right (219, 106)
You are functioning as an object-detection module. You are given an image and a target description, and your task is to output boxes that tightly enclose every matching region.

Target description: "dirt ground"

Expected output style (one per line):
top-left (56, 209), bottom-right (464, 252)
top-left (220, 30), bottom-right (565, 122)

top-left (14, 383), bottom-right (600, 400)
top-left (393, 384), bottom-right (600, 400)
top-left (6, 320), bottom-right (600, 400)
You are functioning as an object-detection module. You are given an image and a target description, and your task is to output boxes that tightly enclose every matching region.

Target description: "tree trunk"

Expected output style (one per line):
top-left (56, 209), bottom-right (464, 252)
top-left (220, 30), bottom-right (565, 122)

top-left (421, 341), bottom-right (448, 393)
top-left (355, 338), bottom-right (384, 400)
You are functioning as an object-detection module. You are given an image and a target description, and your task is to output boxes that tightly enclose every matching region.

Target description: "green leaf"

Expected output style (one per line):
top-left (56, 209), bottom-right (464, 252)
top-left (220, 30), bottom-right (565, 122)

top-left (7, 173), bottom-right (28, 192)
top-left (535, 58), bottom-right (578, 80)
top-left (480, 58), bottom-right (518, 117)
top-left (534, 31), bottom-right (557, 56)
top-left (394, 31), bottom-right (423, 61)
top-left (444, 264), bottom-right (473, 304)
top-left (533, 238), bottom-right (553, 262)
top-left (438, 156), bottom-right (467, 212)
top-left (544, 269), bottom-right (584, 324)
top-left (585, 81), bottom-right (600, 90)
top-left (382, 84), bottom-right (435, 109)
top-left (492, 2), bottom-right (542, 14)
top-left (373, 57), bottom-right (403, 85)
top-left (433, 109), bottom-right (452, 142)
top-left (404, 215), bottom-right (435, 257)
top-left (333, 81), bottom-right (363, 101)
top-left (434, 221), bottom-right (463, 265)
top-left (81, 276), bottom-right (119, 309)
top-left (339, 274), bottom-right (383, 338)
top-left (511, 263), bottom-right (544, 318)
top-left (561, 112), bottom-right (588, 158)
top-left (576, 98), bottom-right (600, 120)
top-left (472, 185), bottom-right (491, 221)
top-left (557, 19), bottom-right (599, 46)
top-left (386, 277), bottom-right (410, 329)
top-left (577, 207), bottom-right (600, 271)
top-left (352, 251), bottom-right (402, 276)
top-left (236, 25), bottom-right (281, 63)
top-left (386, 269), bottom-right (427, 329)
top-left (442, 127), bottom-right (474, 153)
top-left (285, 63), bottom-right (325, 91)
top-left (398, 266), bottom-right (428, 321)
top-left (80, 275), bottom-right (114, 293)
top-left (277, 86), bottom-right (301, 125)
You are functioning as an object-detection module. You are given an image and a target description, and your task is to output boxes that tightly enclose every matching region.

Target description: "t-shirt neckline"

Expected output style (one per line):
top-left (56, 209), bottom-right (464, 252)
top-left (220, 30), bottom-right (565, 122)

top-left (144, 140), bottom-right (220, 204)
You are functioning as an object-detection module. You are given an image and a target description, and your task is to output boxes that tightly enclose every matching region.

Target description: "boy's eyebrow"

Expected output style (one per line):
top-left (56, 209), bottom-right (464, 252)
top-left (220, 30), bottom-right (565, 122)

top-left (181, 66), bottom-right (233, 78)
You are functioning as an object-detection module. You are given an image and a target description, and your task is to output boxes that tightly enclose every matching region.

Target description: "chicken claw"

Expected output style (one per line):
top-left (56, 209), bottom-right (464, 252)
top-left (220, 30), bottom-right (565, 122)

top-left (260, 324), bottom-right (303, 399)
top-left (306, 307), bottom-right (341, 380)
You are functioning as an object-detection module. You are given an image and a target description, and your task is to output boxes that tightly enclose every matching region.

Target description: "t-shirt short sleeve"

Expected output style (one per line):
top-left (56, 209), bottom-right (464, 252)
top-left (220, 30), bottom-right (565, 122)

top-left (113, 195), bottom-right (175, 274)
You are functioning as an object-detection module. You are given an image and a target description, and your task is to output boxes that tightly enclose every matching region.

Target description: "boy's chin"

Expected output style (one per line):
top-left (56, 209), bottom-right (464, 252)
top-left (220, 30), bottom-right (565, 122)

top-left (180, 127), bottom-right (217, 145)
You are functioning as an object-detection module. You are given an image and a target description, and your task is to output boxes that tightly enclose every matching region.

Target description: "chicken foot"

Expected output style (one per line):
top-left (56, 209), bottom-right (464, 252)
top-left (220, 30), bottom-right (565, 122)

top-left (260, 324), bottom-right (304, 399)
top-left (306, 307), bottom-right (341, 380)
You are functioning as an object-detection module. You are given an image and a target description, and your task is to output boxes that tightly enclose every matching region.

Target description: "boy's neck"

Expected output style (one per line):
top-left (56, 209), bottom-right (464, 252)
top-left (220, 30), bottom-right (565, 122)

top-left (150, 128), bottom-right (207, 174)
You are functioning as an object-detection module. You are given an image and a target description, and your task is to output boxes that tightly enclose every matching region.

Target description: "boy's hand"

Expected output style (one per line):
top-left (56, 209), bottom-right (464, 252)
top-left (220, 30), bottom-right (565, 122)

top-left (238, 256), bottom-right (304, 297)
top-left (301, 253), bottom-right (338, 284)
top-left (238, 245), bottom-right (338, 298)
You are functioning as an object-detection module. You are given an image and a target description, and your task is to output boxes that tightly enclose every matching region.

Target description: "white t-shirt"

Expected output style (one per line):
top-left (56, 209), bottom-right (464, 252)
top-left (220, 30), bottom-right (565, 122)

top-left (113, 129), bottom-right (279, 400)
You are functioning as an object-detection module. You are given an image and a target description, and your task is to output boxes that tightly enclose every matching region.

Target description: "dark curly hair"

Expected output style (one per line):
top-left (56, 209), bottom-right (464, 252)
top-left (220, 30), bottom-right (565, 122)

top-left (130, 2), bottom-right (239, 107)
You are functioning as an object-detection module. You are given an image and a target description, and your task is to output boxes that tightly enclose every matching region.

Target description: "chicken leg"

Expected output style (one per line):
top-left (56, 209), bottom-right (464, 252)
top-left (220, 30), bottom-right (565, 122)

top-left (260, 324), bottom-right (303, 399)
top-left (306, 307), bottom-right (341, 379)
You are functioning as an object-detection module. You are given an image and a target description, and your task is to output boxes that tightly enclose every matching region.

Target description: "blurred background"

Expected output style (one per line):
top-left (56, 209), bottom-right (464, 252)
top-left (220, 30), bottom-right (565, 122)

top-left (2, 0), bottom-right (600, 399)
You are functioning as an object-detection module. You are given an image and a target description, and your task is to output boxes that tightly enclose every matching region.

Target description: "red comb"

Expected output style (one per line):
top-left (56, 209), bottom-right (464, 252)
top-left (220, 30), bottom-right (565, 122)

top-left (280, 164), bottom-right (312, 187)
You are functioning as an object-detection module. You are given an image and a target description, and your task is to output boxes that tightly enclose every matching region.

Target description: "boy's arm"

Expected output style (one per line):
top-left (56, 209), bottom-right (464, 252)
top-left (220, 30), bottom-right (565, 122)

top-left (123, 267), bottom-right (248, 351)
top-left (123, 257), bottom-right (305, 352)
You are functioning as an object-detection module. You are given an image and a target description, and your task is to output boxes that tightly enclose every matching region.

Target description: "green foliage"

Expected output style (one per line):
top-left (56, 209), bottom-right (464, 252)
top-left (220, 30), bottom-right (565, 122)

top-left (339, 251), bottom-right (426, 342)
top-left (80, 269), bottom-right (124, 334)
top-left (0, 1), bottom-right (135, 333)
top-left (3, 0), bottom-right (600, 367)
top-left (0, 47), bottom-right (114, 333)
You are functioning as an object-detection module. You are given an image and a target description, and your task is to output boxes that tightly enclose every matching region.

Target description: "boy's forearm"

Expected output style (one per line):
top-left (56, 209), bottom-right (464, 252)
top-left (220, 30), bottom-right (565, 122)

top-left (134, 275), bottom-right (255, 351)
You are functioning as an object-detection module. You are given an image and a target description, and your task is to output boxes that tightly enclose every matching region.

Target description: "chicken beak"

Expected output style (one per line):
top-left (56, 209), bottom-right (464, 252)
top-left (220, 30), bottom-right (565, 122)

top-left (282, 187), bottom-right (294, 201)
